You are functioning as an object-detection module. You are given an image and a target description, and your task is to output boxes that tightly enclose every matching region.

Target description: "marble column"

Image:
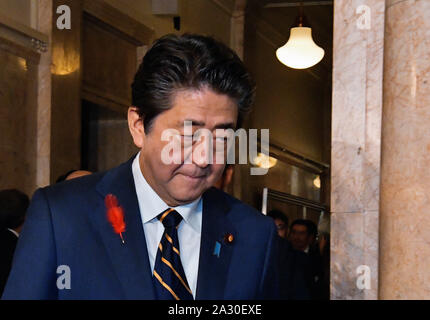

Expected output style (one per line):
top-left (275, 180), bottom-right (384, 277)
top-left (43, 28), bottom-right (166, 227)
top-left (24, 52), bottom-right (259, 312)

top-left (0, 5), bottom-right (48, 196)
top-left (331, 0), bottom-right (385, 299)
top-left (379, 0), bottom-right (430, 299)
top-left (36, 0), bottom-right (53, 188)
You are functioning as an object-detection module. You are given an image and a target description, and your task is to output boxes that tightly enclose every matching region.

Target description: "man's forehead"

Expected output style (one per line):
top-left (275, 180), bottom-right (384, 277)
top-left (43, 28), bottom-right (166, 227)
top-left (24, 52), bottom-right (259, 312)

top-left (175, 118), bottom-right (236, 129)
top-left (171, 88), bottom-right (237, 110)
top-left (158, 88), bottom-right (238, 129)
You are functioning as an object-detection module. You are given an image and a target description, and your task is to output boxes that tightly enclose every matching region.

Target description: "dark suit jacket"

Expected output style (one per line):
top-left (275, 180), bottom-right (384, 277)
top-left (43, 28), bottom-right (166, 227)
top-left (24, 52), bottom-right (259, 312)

top-left (304, 245), bottom-right (326, 300)
top-left (0, 228), bottom-right (18, 296)
top-left (278, 238), bottom-right (311, 300)
top-left (2, 158), bottom-right (281, 300)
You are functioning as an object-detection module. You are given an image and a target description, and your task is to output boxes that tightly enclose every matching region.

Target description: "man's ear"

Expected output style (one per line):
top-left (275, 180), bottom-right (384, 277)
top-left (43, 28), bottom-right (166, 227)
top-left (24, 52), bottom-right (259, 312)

top-left (128, 106), bottom-right (145, 148)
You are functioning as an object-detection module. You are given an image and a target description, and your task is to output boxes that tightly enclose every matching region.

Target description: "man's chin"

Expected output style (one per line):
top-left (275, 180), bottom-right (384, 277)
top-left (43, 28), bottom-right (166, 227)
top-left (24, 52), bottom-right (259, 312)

top-left (170, 187), bottom-right (207, 204)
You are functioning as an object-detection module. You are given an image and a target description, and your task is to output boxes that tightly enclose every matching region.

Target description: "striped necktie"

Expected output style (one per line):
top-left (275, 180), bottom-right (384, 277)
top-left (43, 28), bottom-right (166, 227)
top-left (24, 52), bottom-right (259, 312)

top-left (153, 208), bottom-right (193, 300)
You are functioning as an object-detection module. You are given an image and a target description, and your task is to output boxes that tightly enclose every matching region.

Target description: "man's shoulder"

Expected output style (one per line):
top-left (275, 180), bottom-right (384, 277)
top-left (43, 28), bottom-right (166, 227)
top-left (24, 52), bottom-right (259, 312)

top-left (204, 187), bottom-right (275, 231)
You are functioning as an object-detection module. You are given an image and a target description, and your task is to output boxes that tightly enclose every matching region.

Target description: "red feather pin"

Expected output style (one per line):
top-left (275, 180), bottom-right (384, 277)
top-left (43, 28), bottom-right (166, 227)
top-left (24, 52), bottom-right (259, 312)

top-left (105, 194), bottom-right (126, 244)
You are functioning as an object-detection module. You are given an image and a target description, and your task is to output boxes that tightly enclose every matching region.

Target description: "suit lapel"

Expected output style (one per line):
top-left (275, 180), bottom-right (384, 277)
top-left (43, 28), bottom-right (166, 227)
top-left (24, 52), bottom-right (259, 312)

top-left (195, 188), bottom-right (236, 300)
top-left (91, 161), bottom-right (236, 300)
top-left (92, 158), bottom-right (156, 299)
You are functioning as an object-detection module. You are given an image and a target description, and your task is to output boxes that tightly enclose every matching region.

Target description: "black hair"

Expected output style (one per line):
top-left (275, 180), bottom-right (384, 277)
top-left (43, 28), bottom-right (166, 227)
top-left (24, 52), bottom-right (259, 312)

top-left (131, 33), bottom-right (256, 134)
top-left (267, 209), bottom-right (289, 226)
top-left (56, 170), bottom-right (78, 183)
top-left (0, 189), bottom-right (29, 229)
top-left (290, 219), bottom-right (318, 237)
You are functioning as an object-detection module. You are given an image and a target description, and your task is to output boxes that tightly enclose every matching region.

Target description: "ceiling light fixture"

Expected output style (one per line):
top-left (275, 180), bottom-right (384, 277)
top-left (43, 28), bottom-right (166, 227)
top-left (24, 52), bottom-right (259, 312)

top-left (252, 153), bottom-right (278, 169)
top-left (276, 3), bottom-right (325, 69)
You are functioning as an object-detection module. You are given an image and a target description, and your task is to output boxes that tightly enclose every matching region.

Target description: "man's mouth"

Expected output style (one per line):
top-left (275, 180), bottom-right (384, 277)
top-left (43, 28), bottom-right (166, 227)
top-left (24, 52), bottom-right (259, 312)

top-left (181, 173), bottom-right (206, 180)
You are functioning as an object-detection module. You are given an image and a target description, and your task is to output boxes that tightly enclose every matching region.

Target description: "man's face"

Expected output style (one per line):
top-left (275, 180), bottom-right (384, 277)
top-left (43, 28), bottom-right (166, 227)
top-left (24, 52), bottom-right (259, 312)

top-left (274, 218), bottom-right (288, 239)
top-left (289, 224), bottom-right (311, 251)
top-left (129, 87), bottom-right (238, 207)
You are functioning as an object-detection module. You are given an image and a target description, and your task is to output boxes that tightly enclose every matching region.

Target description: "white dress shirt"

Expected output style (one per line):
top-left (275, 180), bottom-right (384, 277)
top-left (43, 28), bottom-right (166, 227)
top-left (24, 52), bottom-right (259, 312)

top-left (132, 153), bottom-right (202, 298)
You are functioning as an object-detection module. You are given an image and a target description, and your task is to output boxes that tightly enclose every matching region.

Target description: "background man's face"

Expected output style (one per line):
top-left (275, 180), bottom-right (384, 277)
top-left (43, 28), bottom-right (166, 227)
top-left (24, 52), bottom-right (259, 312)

top-left (289, 224), bottom-right (312, 251)
top-left (274, 218), bottom-right (288, 239)
top-left (138, 87), bottom-right (238, 206)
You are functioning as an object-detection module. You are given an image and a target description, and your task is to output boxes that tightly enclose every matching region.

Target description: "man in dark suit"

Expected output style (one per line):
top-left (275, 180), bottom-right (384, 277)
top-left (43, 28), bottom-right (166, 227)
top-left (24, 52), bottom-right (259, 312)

top-left (267, 210), bottom-right (310, 300)
top-left (0, 189), bottom-right (29, 296)
top-left (289, 219), bottom-right (326, 300)
top-left (2, 34), bottom-right (280, 300)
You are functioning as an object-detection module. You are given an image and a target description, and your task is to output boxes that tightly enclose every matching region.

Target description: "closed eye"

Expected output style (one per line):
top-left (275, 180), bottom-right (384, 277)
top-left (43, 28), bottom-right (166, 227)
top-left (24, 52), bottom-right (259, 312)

top-left (215, 136), bottom-right (227, 142)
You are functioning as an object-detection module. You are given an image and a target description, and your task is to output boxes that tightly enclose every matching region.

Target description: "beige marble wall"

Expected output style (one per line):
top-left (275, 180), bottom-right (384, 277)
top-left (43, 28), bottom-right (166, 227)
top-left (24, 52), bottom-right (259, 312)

top-left (0, 37), bottom-right (40, 197)
top-left (0, 0), bottom-right (51, 196)
top-left (35, 0), bottom-right (52, 188)
top-left (331, 0), bottom-right (385, 299)
top-left (379, 0), bottom-right (430, 299)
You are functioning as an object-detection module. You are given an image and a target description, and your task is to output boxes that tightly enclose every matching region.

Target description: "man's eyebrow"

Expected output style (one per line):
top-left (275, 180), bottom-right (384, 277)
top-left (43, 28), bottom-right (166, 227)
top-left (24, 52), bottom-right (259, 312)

top-left (182, 119), bottom-right (205, 127)
top-left (213, 123), bottom-right (235, 130)
top-left (180, 120), bottom-right (235, 130)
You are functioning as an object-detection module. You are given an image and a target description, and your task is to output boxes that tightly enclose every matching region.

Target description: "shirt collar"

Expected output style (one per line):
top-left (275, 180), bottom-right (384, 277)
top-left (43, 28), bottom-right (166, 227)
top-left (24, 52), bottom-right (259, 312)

top-left (132, 152), bottom-right (202, 233)
top-left (7, 228), bottom-right (19, 238)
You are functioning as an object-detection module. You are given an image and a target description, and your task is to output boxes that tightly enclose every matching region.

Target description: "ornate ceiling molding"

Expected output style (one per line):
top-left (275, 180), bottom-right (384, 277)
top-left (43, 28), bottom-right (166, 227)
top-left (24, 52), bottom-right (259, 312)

top-left (0, 12), bottom-right (48, 54)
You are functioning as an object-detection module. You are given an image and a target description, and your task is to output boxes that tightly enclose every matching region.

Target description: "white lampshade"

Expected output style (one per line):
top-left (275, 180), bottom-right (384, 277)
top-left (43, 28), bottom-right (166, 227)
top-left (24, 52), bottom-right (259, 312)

top-left (313, 176), bottom-right (321, 189)
top-left (276, 27), bottom-right (325, 69)
top-left (252, 153), bottom-right (277, 169)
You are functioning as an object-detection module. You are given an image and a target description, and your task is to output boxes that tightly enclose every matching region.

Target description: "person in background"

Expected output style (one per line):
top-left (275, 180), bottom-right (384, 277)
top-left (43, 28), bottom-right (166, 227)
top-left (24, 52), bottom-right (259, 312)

top-left (289, 219), bottom-right (326, 300)
top-left (56, 170), bottom-right (92, 183)
top-left (289, 219), bottom-right (316, 253)
top-left (267, 210), bottom-right (310, 300)
top-left (267, 209), bottom-right (289, 239)
top-left (319, 231), bottom-right (330, 300)
top-left (0, 189), bottom-right (29, 295)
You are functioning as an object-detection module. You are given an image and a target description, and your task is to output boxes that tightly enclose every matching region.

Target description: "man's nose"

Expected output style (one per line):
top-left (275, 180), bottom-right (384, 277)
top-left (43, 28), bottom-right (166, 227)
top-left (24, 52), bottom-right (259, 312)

top-left (192, 139), bottom-right (212, 168)
top-left (192, 148), bottom-right (210, 168)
